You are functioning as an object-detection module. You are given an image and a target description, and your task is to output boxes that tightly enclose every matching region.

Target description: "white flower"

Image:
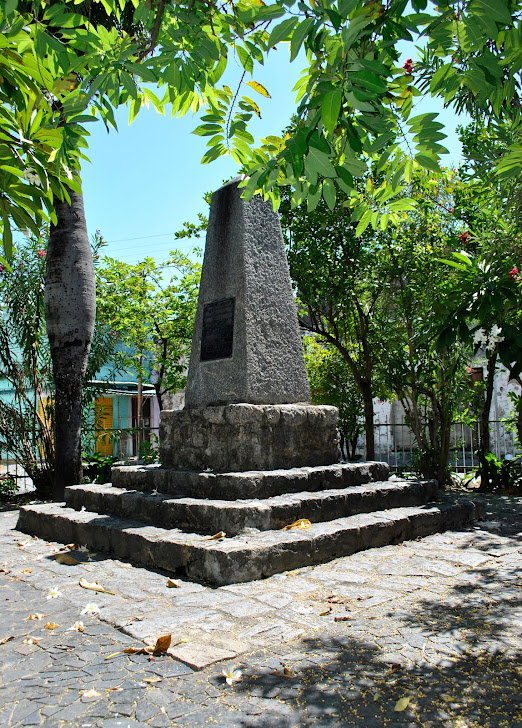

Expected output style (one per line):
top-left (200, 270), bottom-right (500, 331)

top-left (489, 324), bottom-right (504, 344)
top-left (473, 328), bottom-right (486, 346)
top-left (67, 621), bottom-right (85, 632)
top-left (46, 588), bottom-right (63, 600)
top-left (22, 169), bottom-right (42, 187)
top-left (222, 666), bottom-right (242, 686)
top-left (80, 603), bottom-right (100, 616)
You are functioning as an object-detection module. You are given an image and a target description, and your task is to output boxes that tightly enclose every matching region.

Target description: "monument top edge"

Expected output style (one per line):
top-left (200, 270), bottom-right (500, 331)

top-left (217, 174), bottom-right (245, 191)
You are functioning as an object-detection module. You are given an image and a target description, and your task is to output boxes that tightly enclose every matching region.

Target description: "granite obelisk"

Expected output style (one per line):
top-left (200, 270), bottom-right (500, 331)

top-left (159, 180), bottom-right (339, 471)
top-left (184, 177), bottom-right (311, 408)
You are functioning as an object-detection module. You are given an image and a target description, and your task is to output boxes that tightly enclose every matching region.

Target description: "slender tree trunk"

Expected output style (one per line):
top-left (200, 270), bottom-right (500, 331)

top-left (515, 378), bottom-right (522, 447)
top-left (45, 188), bottom-right (95, 500)
top-left (361, 381), bottom-right (375, 460)
top-left (477, 351), bottom-right (498, 491)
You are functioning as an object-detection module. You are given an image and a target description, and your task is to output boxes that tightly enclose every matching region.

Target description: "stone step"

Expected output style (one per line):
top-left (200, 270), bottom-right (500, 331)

top-left (64, 479), bottom-right (438, 536)
top-left (16, 496), bottom-right (484, 586)
top-left (110, 461), bottom-right (390, 500)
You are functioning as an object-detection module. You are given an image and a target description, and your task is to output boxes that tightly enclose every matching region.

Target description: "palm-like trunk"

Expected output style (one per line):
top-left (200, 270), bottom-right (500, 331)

top-left (45, 188), bottom-right (95, 501)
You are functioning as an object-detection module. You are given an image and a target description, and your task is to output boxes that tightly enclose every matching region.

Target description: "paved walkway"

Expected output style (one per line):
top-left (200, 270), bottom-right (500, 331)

top-left (0, 492), bottom-right (521, 728)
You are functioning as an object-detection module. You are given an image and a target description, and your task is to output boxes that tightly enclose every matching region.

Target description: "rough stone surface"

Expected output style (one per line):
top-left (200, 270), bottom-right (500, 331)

top-left (184, 179), bottom-right (310, 408)
top-left (64, 479), bottom-right (438, 536)
top-left (0, 493), bottom-right (520, 728)
top-left (111, 461), bottom-right (390, 500)
top-left (160, 404), bottom-right (339, 471)
top-left (16, 495), bottom-right (484, 585)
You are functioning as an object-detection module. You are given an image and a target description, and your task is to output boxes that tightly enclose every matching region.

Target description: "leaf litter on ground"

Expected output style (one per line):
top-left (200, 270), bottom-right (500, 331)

top-left (105, 634), bottom-right (172, 660)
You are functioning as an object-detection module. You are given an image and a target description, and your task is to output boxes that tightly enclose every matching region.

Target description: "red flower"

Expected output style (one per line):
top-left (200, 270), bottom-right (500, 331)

top-left (37, 250), bottom-right (46, 258)
top-left (403, 58), bottom-right (414, 74)
top-left (0, 264), bottom-right (5, 273)
top-left (458, 231), bottom-right (469, 245)
top-left (509, 267), bottom-right (519, 279)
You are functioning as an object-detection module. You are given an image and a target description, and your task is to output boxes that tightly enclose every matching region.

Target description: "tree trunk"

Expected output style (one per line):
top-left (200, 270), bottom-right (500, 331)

top-left (478, 351), bottom-right (497, 490)
top-left (361, 381), bottom-right (375, 460)
top-left (45, 188), bottom-right (96, 500)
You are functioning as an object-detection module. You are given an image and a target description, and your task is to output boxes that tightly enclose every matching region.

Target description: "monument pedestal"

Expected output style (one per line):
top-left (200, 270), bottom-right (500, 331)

top-left (160, 404), bottom-right (339, 472)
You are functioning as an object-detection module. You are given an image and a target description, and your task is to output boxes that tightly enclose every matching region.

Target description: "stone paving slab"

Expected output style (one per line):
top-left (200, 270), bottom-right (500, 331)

top-left (0, 492), bottom-right (521, 727)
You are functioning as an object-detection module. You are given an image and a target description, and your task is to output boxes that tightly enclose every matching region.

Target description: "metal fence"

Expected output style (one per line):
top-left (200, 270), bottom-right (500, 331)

top-left (2, 420), bottom-right (520, 494)
top-left (373, 420), bottom-right (521, 473)
top-left (0, 425), bottom-right (160, 494)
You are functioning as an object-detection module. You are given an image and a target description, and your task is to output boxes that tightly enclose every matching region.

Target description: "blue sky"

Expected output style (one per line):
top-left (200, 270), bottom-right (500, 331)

top-left (80, 47), bottom-right (468, 266)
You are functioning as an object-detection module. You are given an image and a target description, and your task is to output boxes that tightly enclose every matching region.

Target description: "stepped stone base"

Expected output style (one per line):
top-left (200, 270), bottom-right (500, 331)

top-left (111, 461), bottom-right (390, 500)
top-left (159, 404), bottom-right (339, 471)
top-left (17, 495), bottom-right (484, 585)
top-left (16, 456), bottom-right (485, 586)
top-left (64, 478), bottom-right (438, 536)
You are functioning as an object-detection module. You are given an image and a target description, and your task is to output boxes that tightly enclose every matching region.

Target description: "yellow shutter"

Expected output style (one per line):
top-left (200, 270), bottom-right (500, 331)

top-left (37, 395), bottom-right (54, 456)
top-left (95, 397), bottom-right (114, 457)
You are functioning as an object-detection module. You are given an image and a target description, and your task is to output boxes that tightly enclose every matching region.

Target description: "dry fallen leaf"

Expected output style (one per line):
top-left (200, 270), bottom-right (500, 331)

top-left (271, 666), bottom-right (294, 679)
top-left (152, 634), bottom-right (172, 654)
top-left (79, 577), bottom-right (115, 595)
top-left (104, 687), bottom-right (123, 693)
top-left (0, 568), bottom-right (11, 575)
top-left (143, 676), bottom-right (162, 684)
top-left (22, 636), bottom-right (41, 645)
top-left (54, 553), bottom-right (82, 566)
top-left (44, 622), bottom-right (61, 630)
top-left (27, 613), bottom-right (47, 621)
top-left (80, 688), bottom-right (101, 698)
top-left (319, 607), bottom-right (332, 616)
top-left (207, 531), bottom-right (226, 540)
top-left (334, 616), bottom-right (352, 622)
top-left (0, 635), bottom-right (16, 645)
top-left (106, 634), bottom-right (172, 660)
top-left (283, 519), bottom-right (312, 530)
top-left (123, 647), bottom-right (149, 655)
top-left (20, 569), bottom-right (32, 574)
top-left (394, 696), bottom-right (412, 712)
top-left (166, 578), bottom-right (180, 588)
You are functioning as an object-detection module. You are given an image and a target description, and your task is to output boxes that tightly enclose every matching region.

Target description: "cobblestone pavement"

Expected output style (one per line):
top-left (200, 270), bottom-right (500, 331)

top-left (0, 492), bottom-right (521, 728)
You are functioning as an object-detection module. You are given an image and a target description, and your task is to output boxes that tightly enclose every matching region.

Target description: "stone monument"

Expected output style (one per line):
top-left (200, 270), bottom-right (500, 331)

top-left (160, 178), bottom-right (340, 472)
top-left (16, 180), bottom-right (483, 587)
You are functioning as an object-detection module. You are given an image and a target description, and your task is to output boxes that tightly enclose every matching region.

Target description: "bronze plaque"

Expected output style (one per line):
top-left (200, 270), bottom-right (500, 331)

top-left (200, 298), bottom-right (235, 361)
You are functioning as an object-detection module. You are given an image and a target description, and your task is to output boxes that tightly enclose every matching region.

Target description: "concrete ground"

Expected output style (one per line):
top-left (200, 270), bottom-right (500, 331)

top-left (0, 491), bottom-right (521, 728)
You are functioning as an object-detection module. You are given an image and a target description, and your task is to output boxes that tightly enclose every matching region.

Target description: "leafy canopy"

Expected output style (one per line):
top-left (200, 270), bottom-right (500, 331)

top-left (2, 0), bottom-right (522, 264)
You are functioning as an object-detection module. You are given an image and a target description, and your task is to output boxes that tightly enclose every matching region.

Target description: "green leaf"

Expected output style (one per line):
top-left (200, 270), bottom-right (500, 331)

top-left (305, 147), bottom-right (337, 179)
top-left (307, 183), bottom-right (322, 212)
top-left (290, 18), bottom-right (314, 62)
top-left (415, 154), bottom-right (441, 173)
top-left (236, 45), bottom-right (253, 73)
top-left (268, 17), bottom-right (297, 47)
top-left (335, 165), bottom-right (353, 189)
top-left (322, 179), bottom-right (336, 210)
top-left (2, 216), bottom-right (13, 258)
top-left (355, 208), bottom-right (372, 236)
top-left (474, 0), bottom-right (512, 25)
top-left (143, 87), bottom-right (164, 114)
top-left (128, 96), bottom-right (142, 125)
top-left (321, 87), bottom-right (342, 134)
top-left (3, 0), bottom-right (18, 16)
top-left (351, 70), bottom-right (387, 95)
top-left (120, 70), bottom-right (137, 100)
top-left (193, 123), bottom-right (223, 137)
